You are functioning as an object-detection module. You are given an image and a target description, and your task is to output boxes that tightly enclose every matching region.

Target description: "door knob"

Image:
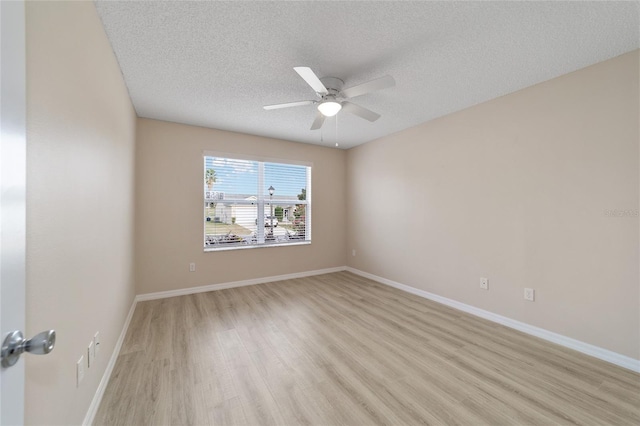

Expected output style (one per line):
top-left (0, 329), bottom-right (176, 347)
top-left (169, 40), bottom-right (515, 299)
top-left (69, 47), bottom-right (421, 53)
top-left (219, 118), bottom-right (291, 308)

top-left (1, 330), bottom-right (56, 368)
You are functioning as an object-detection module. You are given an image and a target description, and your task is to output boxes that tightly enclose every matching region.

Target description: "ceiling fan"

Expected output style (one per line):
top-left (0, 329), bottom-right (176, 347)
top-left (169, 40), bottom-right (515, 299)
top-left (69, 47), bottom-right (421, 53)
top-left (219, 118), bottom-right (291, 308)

top-left (263, 67), bottom-right (395, 130)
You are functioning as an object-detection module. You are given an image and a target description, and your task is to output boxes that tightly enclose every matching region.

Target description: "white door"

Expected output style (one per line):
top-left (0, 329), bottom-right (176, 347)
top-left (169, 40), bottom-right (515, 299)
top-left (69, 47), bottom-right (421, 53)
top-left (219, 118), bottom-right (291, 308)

top-left (0, 0), bottom-right (27, 424)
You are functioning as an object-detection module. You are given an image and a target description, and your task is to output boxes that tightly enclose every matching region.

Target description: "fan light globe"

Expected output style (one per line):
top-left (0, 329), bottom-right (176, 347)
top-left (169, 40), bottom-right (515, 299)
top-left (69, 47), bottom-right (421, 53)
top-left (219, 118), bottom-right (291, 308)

top-left (318, 101), bottom-right (342, 117)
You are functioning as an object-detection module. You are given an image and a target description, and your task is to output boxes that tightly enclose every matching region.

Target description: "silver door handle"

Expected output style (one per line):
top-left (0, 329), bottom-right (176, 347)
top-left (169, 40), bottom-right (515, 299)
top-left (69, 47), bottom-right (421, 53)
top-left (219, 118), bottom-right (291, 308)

top-left (1, 330), bottom-right (56, 368)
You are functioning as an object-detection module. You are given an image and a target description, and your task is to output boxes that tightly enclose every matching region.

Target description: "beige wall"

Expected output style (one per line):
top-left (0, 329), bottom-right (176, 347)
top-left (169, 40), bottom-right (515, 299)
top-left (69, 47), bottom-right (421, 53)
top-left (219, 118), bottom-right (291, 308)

top-left (26, 1), bottom-right (137, 424)
top-left (347, 50), bottom-right (640, 360)
top-left (135, 118), bottom-right (347, 295)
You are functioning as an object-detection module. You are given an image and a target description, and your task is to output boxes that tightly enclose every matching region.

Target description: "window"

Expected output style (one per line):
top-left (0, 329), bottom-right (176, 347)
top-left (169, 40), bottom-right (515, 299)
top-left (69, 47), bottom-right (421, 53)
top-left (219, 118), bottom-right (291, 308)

top-left (204, 154), bottom-right (311, 250)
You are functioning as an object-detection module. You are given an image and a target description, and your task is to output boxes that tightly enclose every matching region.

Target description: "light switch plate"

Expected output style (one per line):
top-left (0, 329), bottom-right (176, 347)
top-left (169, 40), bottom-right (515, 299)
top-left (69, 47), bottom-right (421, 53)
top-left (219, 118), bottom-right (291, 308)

top-left (77, 356), bottom-right (85, 386)
top-left (94, 332), bottom-right (100, 355)
top-left (87, 342), bottom-right (94, 368)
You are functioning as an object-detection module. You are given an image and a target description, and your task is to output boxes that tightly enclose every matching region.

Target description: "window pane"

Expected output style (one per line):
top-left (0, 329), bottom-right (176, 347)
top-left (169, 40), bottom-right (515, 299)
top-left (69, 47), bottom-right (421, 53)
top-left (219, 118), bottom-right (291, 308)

top-left (264, 162), bottom-right (307, 200)
top-left (265, 202), bottom-right (306, 242)
top-left (205, 157), bottom-right (258, 201)
top-left (204, 201), bottom-right (256, 247)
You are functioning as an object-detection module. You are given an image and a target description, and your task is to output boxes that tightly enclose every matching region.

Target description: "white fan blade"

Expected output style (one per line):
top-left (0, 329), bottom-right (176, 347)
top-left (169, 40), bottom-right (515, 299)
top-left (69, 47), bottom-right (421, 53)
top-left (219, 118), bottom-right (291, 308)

top-left (294, 67), bottom-right (328, 95)
top-left (341, 75), bottom-right (395, 99)
top-left (263, 100), bottom-right (315, 110)
top-left (342, 101), bottom-right (381, 122)
top-left (310, 111), bottom-right (325, 130)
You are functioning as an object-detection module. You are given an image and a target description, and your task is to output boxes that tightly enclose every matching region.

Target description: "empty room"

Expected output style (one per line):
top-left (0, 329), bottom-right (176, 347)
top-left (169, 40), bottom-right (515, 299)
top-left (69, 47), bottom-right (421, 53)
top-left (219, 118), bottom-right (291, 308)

top-left (1, 0), bottom-right (639, 425)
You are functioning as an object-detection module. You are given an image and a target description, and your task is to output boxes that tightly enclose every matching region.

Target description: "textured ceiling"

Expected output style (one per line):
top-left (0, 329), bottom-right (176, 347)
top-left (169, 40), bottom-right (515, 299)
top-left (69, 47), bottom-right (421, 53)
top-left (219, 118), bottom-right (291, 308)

top-left (95, 1), bottom-right (639, 149)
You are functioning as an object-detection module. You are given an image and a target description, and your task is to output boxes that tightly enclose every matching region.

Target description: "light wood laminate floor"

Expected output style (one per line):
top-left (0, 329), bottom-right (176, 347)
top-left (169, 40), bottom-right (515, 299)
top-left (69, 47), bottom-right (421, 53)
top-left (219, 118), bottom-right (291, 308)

top-left (94, 272), bottom-right (640, 425)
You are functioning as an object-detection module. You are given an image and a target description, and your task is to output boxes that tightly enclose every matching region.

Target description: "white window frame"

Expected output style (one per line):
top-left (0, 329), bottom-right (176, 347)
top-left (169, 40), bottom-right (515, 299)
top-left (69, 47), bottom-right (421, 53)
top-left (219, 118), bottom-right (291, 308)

top-left (203, 151), bottom-right (312, 251)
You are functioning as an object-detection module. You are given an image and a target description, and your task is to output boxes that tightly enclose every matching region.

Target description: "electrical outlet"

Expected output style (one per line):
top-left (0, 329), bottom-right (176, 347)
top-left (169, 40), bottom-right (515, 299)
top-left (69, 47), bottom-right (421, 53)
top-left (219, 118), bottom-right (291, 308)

top-left (94, 332), bottom-right (100, 356)
top-left (88, 341), bottom-right (94, 368)
top-left (352, 249), bottom-right (356, 257)
top-left (480, 277), bottom-right (489, 290)
top-left (77, 356), bottom-right (85, 386)
top-left (189, 262), bottom-right (196, 272)
top-left (524, 288), bottom-right (535, 301)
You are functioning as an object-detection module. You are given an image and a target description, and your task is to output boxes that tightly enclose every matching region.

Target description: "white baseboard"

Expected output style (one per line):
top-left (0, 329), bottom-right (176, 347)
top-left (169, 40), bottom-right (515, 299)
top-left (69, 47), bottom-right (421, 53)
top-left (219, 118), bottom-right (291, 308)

top-left (135, 266), bottom-right (347, 302)
top-left (83, 298), bottom-right (138, 426)
top-left (346, 267), bottom-right (640, 373)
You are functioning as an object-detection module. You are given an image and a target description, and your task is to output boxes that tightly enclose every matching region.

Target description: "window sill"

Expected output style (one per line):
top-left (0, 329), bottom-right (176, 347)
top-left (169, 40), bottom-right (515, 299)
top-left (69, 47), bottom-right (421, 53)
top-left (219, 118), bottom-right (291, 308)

top-left (204, 240), bottom-right (311, 252)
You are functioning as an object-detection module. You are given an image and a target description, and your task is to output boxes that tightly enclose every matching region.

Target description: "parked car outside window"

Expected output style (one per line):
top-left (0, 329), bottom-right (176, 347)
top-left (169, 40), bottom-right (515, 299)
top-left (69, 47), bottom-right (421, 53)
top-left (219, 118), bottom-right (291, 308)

top-left (255, 216), bottom-right (279, 227)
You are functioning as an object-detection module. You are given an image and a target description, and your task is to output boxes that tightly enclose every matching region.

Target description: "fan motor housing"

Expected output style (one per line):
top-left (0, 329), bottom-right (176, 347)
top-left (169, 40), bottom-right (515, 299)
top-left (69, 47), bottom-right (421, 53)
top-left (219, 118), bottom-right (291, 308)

top-left (320, 77), bottom-right (344, 93)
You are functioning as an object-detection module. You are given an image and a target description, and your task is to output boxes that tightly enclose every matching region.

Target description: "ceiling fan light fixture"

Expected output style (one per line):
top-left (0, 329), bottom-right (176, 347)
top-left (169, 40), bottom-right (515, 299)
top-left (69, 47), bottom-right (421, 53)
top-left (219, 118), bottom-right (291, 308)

top-left (317, 101), bottom-right (342, 117)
